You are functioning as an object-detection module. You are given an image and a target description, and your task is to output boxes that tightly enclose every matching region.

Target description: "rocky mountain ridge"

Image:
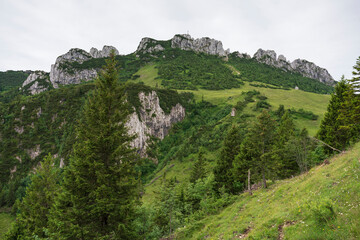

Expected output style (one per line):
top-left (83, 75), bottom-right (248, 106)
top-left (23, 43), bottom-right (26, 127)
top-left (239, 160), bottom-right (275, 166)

top-left (253, 48), bottom-right (335, 85)
top-left (20, 34), bottom-right (335, 93)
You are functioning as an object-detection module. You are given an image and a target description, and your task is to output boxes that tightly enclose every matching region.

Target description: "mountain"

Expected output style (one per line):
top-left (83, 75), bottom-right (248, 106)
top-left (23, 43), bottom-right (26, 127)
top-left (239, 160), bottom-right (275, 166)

top-left (0, 34), bottom-right (340, 238)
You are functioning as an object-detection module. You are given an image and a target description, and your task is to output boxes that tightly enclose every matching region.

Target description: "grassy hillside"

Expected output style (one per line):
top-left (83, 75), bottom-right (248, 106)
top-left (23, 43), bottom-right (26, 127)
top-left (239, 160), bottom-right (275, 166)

top-left (174, 142), bottom-right (360, 239)
top-left (0, 213), bottom-right (14, 239)
top-left (133, 63), bottom-right (330, 136)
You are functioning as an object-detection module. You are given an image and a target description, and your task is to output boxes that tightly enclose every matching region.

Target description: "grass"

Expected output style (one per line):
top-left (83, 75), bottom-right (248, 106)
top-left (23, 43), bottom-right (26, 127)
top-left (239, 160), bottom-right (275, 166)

top-left (132, 63), bottom-right (330, 135)
top-left (174, 142), bottom-right (360, 239)
top-left (131, 64), bottom-right (162, 88)
top-left (0, 213), bottom-right (14, 239)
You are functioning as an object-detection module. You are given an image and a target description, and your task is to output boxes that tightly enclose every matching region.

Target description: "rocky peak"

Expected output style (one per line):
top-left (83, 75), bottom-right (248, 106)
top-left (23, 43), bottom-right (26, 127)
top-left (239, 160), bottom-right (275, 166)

top-left (21, 71), bottom-right (51, 95)
top-left (291, 59), bottom-right (335, 85)
top-left (50, 46), bottom-right (118, 88)
top-left (90, 45), bottom-right (119, 58)
top-left (253, 49), bottom-right (278, 65)
top-left (136, 37), bottom-right (165, 54)
top-left (252, 48), bottom-right (335, 85)
top-left (171, 34), bottom-right (227, 57)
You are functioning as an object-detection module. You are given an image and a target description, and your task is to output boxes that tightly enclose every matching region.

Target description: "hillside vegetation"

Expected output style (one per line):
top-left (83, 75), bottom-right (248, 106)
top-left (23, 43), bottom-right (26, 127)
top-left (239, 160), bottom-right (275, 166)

top-left (174, 143), bottom-right (360, 239)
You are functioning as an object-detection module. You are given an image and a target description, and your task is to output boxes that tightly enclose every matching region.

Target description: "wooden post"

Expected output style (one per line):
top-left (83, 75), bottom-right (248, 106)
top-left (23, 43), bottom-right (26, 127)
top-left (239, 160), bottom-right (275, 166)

top-left (248, 169), bottom-right (252, 195)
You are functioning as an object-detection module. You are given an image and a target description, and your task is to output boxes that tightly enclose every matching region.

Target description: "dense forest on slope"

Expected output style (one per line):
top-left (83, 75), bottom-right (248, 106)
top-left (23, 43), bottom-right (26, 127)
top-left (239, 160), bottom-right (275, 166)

top-left (0, 71), bottom-right (29, 92)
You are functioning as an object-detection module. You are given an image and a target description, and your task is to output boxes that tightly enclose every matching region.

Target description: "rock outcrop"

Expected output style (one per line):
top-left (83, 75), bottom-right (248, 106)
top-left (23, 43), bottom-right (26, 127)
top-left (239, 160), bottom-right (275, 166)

top-left (136, 38), bottom-right (165, 54)
top-left (253, 48), bottom-right (335, 85)
top-left (290, 59), bottom-right (335, 85)
top-left (21, 71), bottom-right (51, 95)
top-left (50, 46), bottom-right (119, 88)
top-left (171, 34), bottom-right (229, 57)
top-left (126, 91), bottom-right (186, 156)
top-left (90, 45), bottom-right (119, 58)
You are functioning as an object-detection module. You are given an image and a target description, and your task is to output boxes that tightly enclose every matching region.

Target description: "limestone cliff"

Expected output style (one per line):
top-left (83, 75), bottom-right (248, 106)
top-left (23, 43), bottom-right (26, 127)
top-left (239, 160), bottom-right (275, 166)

top-left (50, 46), bottom-right (119, 88)
top-left (253, 48), bottom-right (335, 85)
top-left (171, 34), bottom-right (229, 57)
top-left (21, 71), bottom-right (52, 95)
top-left (126, 91), bottom-right (186, 156)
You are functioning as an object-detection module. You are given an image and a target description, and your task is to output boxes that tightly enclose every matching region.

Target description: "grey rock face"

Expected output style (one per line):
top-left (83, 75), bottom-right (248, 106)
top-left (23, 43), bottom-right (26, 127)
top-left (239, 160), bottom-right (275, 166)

top-left (235, 52), bottom-right (251, 59)
top-left (90, 45), bottom-right (119, 58)
top-left (126, 91), bottom-right (186, 156)
top-left (136, 38), bottom-right (165, 54)
top-left (291, 59), bottom-right (335, 85)
top-left (21, 71), bottom-right (51, 95)
top-left (171, 34), bottom-right (227, 56)
top-left (50, 48), bottom-right (98, 88)
top-left (252, 48), bottom-right (335, 85)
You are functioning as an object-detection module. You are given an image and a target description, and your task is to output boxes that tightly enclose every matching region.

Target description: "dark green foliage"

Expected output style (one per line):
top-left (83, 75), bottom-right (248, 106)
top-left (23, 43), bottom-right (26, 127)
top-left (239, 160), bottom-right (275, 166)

top-left (233, 110), bottom-right (278, 189)
top-left (189, 150), bottom-right (206, 183)
top-left (0, 71), bottom-right (29, 92)
top-left (6, 154), bottom-right (59, 239)
top-left (249, 82), bottom-right (290, 90)
top-left (59, 54), bottom-right (144, 82)
top-left (214, 126), bottom-right (242, 193)
top-left (157, 51), bottom-right (242, 90)
top-left (229, 54), bottom-right (334, 94)
top-left (335, 58), bottom-right (360, 146)
top-left (317, 79), bottom-right (351, 152)
top-left (49, 54), bottom-right (140, 239)
top-left (289, 108), bottom-right (318, 120)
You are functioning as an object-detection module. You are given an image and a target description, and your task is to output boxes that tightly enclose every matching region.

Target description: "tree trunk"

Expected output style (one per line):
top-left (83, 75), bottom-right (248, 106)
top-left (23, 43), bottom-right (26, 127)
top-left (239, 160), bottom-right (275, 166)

top-left (262, 168), bottom-right (267, 188)
top-left (248, 169), bottom-right (252, 195)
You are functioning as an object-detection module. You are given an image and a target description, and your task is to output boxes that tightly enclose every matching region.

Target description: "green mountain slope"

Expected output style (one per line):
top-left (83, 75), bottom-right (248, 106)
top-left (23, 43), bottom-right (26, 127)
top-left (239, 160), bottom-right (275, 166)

top-left (174, 143), bottom-right (360, 240)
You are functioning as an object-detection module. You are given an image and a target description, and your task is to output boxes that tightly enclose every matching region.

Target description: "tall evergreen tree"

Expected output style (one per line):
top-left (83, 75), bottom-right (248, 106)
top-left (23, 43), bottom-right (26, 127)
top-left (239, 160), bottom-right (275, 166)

top-left (317, 78), bottom-right (351, 151)
top-left (338, 57), bottom-right (360, 143)
top-left (275, 110), bottom-right (297, 177)
top-left (49, 53), bottom-right (140, 239)
top-left (234, 110), bottom-right (277, 189)
top-left (190, 149), bottom-right (206, 183)
top-left (214, 125), bottom-right (242, 193)
top-left (6, 154), bottom-right (59, 239)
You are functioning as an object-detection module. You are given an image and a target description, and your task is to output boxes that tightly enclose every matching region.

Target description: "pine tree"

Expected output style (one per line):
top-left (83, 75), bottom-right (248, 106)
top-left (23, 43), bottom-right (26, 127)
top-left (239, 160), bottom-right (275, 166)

top-left (275, 110), bottom-right (297, 177)
top-left (317, 78), bottom-right (351, 151)
top-left (285, 128), bottom-right (312, 173)
top-left (49, 52), bottom-right (140, 239)
top-left (235, 110), bottom-right (277, 188)
top-left (214, 125), bottom-right (242, 193)
top-left (190, 149), bottom-right (206, 183)
top-left (6, 154), bottom-right (59, 239)
top-left (338, 57), bottom-right (360, 143)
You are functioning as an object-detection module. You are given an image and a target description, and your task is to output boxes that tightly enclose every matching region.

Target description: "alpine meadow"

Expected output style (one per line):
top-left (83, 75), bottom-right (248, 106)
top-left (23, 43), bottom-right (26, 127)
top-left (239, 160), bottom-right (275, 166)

top-left (0, 32), bottom-right (359, 240)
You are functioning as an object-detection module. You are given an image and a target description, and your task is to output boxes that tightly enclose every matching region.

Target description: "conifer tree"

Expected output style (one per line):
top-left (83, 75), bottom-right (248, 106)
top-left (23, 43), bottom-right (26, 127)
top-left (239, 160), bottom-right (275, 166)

top-left (338, 57), bottom-right (360, 143)
top-left (49, 52), bottom-right (139, 239)
top-left (214, 125), bottom-right (242, 193)
top-left (234, 110), bottom-right (277, 188)
top-left (190, 149), bottom-right (206, 183)
top-left (317, 78), bottom-right (351, 151)
top-left (6, 154), bottom-right (59, 239)
top-left (275, 110), bottom-right (297, 177)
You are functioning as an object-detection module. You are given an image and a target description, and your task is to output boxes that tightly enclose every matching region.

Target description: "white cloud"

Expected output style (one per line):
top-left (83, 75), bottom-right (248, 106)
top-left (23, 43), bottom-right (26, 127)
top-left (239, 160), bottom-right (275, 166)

top-left (0, 0), bottom-right (359, 80)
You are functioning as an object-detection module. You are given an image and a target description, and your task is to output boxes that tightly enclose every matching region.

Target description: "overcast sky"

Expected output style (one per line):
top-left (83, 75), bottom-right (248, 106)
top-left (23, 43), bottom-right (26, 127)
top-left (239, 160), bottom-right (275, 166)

top-left (0, 0), bottom-right (359, 80)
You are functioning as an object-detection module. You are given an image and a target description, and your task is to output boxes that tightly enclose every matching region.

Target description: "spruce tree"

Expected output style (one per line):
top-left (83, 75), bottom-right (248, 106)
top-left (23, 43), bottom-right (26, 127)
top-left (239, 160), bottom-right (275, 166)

top-left (214, 125), bottom-right (242, 193)
top-left (190, 149), bottom-right (206, 183)
top-left (317, 78), bottom-right (351, 151)
top-left (275, 110), bottom-right (297, 177)
top-left (6, 154), bottom-right (59, 239)
top-left (49, 53), bottom-right (139, 239)
top-left (338, 57), bottom-right (360, 143)
top-left (234, 110), bottom-right (277, 188)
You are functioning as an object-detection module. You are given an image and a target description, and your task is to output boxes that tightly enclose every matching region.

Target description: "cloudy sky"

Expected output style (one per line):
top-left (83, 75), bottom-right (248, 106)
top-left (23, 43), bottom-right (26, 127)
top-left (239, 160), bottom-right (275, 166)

top-left (0, 0), bottom-right (359, 80)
